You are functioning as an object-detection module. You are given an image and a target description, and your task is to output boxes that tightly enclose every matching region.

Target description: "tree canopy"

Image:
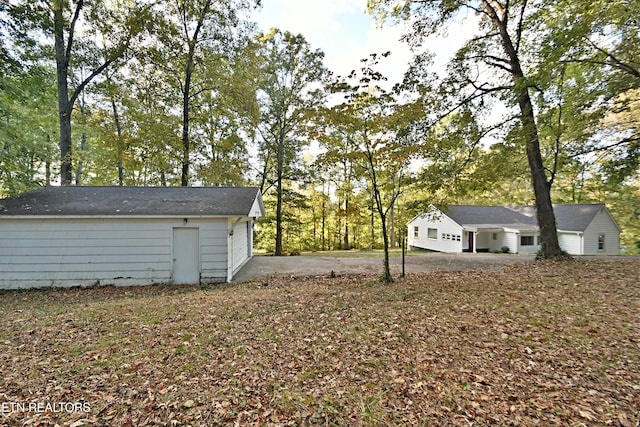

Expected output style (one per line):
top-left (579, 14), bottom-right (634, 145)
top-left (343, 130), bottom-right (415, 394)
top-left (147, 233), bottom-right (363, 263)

top-left (1, 0), bottom-right (638, 257)
top-left (367, 0), bottom-right (638, 258)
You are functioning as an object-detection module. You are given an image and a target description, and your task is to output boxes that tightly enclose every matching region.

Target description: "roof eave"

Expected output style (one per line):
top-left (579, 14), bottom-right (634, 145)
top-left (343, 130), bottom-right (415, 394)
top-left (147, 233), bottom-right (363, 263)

top-left (0, 214), bottom-right (257, 220)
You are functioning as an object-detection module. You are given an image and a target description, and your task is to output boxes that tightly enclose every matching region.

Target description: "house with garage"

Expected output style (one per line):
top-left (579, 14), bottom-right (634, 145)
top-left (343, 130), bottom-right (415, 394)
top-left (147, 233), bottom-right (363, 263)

top-left (0, 186), bottom-right (265, 289)
top-left (407, 204), bottom-right (620, 255)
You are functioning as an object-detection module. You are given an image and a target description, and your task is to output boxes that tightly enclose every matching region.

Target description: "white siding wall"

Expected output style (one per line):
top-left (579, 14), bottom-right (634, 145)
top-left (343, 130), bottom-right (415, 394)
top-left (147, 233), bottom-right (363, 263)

top-left (485, 233), bottom-right (499, 252)
top-left (558, 233), bottom-right (583, 255)
top-left (484, 232), bottom-right (517, 253)
top-left (0, 217), bottom-right (231, 289)
top-left (504, 232), bottom-right (518, 254)
top-left (476, 233), bottom-right (490, 251)
top-left (408, 212), bottom-right (463, 252)
top-left (231, 220), bottom-right (250, 274)
top-left (517, 233), bottom-right (540, 254)
top-left (199, 220), bottom-right (230, 282)
top-left (481, 232), bottom-right (507, 252)
top-left (582, 209), bottom-right (620, 255)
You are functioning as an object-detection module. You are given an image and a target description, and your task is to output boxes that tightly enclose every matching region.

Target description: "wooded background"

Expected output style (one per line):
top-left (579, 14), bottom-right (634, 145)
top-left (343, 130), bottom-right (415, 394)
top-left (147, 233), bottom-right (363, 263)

top-left (1, 0), bottom-right (638, 255)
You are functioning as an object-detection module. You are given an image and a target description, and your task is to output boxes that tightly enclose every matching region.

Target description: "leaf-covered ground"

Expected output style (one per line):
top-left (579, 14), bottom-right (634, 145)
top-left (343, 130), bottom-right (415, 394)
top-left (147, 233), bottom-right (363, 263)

top-left (1, 259), bottom-right (638, 426)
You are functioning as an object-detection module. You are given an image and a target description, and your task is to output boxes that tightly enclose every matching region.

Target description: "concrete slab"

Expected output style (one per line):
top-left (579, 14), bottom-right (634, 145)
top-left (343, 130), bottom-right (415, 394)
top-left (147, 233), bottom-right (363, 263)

top-left (232, 252), bottom-right (535, 283)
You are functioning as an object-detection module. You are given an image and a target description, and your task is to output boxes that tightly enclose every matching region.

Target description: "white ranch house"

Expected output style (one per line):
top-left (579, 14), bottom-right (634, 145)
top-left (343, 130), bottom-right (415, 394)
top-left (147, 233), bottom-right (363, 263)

top-left (0, 186), bottom-right (265, 289)
top-left (407, 204), bottom-right (621, 255)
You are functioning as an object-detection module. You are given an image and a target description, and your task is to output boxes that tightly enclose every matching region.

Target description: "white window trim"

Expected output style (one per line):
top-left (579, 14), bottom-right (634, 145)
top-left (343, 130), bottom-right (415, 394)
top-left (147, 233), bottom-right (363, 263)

top-left (427, 228), bottom-right (438, 239)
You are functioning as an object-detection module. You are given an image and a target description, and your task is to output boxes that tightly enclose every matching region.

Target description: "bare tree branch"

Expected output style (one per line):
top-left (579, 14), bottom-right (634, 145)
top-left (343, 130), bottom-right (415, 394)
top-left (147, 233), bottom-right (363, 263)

top-left (548, 64), bottom-right (566, 187)
top-left (563, 38), bottom-right (640, 79)
top-left (569, 135), bottom-right (640, 158)
top-left (515, 0), bottom-right (527, 54)
top-left (65, 0), bottom-right (84, 63)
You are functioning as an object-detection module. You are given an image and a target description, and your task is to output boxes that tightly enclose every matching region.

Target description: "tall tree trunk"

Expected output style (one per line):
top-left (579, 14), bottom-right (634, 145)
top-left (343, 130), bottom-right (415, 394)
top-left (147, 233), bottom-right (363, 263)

top-left (75, 131), bottom-right (86, 184)
top-left (484, 0), bottom-right (566, 259)
top-left (275, 132), bottom-right (284, 256)
top-left (321, 204), bottom-right (326, 251)
top-left (368, 155), bottom-right (393, 282)
top-left (107, 77), bottom-right (124, 185)
top-left (379, 208), bottom-right (392, 283)
top-left (178, 0), bottom-right (212, 187)
top-left (517, 88), bottom-right (565, 258)
top-left (181, 60), bottom-right (193, 187)
top-left (321, 184), bottom-right (326, 251)
top-left (76, 88), bottom-right (87, 185)
top-left (54, 4), bottom-right (73, 186)
top-left (45, 134), bottom-right (52, 186)
top-left (390, 197), bottom-right (396, 248)
top-left (312, 205), bottom-right (317, 250)
top-left (370, 191), bottom-right (375, 249)
top-left (344, 198), bottom-right (350, 250)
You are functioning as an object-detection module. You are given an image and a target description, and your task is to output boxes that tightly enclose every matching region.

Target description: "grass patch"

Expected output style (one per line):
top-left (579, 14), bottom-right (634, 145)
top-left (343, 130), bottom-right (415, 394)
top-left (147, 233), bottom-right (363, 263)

top-left (0, 260), bottom-right (638, 426)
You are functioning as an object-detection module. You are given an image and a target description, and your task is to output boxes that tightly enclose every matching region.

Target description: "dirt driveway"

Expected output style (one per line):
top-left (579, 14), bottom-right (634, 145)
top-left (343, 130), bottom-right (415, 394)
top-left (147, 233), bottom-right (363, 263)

top-left (233, 252), bottom-right (535, 283)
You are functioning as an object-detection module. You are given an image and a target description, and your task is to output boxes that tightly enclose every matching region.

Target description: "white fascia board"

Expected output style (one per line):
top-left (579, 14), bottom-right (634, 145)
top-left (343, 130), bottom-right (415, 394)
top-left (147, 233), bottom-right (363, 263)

top-left (557, 229), bottom-right (583, 235)
top-left (503, 226), bottom-right (539, 233)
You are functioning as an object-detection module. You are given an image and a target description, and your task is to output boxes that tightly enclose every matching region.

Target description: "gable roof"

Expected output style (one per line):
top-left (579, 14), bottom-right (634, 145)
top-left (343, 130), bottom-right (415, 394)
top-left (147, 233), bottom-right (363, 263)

top-left (553, 203), bottom-right (620, 232)
top-left (438, 203), bottom-right (612, 233)
top-left (446, 205), bottom-right (537, 230)
top-left (0, 186), bottom-right (265, 217)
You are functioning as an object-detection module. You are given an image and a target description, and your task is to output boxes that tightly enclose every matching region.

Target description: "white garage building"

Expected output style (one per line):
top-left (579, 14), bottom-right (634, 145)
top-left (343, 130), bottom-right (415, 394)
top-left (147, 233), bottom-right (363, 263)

top-left (0, 186), bottom-right (265, 289)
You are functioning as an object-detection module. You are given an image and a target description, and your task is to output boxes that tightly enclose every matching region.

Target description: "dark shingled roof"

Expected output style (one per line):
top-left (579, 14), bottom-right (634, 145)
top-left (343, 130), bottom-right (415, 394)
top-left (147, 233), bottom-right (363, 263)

top-left (552, 204), bottom-right (606, 232)
top-left (446, 205), bottom-right (537, 229)
top-left (445, 204), bottom-right (608, 232)
top-left (0, 186), bottom-right (265, 217)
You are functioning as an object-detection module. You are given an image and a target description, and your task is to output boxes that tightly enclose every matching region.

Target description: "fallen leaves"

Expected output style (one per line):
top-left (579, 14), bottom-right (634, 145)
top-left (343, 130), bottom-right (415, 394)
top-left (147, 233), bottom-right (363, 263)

top-left (0, 259), bottom-right (638, 426)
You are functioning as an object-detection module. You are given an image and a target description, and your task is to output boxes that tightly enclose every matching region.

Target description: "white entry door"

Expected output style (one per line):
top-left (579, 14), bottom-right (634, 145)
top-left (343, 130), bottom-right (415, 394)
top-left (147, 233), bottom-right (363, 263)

top-left (172, 228), bottom-right (200, 284)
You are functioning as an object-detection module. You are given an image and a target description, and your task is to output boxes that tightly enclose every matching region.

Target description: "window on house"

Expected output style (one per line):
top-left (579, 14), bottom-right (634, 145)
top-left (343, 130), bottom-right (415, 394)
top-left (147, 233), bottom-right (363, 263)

top-left (492, 233), bottom-right (497, 240)
top-left (521, 235), bottom-right (535, 246)
top-left (427, 228), bottom-right (437, 239)
top-left (598, 234), bottom-right (605, 251)
top-left (414, 226), bottom-right (419, 238)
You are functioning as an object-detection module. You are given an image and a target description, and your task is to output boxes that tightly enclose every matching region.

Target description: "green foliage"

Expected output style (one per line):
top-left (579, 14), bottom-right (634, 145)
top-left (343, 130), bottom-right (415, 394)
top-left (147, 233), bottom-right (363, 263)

top-left (145, 0), bottom-right (258, 186)
top-left (0, 64), bottom-right (57, 196)
top-left (4, 0), bottom-right (259, 186)
top-left (0, 0), bottom-right (637, 254)
top-left (253, 28), bottom-right (330, 255)
top-left (325, 53), bottom-right (418, 281)
top-left (368, 0), bottom-right (639, 258)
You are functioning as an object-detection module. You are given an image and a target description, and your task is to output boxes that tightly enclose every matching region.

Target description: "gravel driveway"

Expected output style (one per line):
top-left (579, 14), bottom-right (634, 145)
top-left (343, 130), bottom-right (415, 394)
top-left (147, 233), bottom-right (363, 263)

top-left (232, 252), bottom-right (536, 283)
